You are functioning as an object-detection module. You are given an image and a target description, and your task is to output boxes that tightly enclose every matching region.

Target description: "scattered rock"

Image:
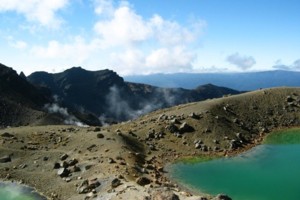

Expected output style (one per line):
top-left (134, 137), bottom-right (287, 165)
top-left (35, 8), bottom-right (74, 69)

top-left (229, 140), bottom-right (240, 150)
top-left (286, 96), bottom-right (294, 103)
top-left (78, 186), bottom-right (89, 194)
top-left (0, 155), bottom-right (11, 163)
top-left (1, 132), bottom-right (14, 138)
top-left (93, 127), bottom-right (101, 132)
top-left (68, 158), bottom-right (78, 166)
top-left (170, 118), bottom-right (180, 124)
top-left (136, 177), bottom-right (151, 186)
top-left (213, 194), bottom-right (232, 200)
top-left (108, 158), bottom-right (115, 164)
top-left (166, 124), bottom-right (178, 133)
top-left (147, 130), bottom-right (155, 139)
top-left (213, 139), bottom-right (219, 144)
top-left (111, 178), bottom-right (121, 188)
top-left (57, 168), bottom-right (70, 177)
top-left (60, 154), bottom-right (68, 161)
top-left (189, 112), bottom-right (200, 119)
top-left (87, 144), bottom-right (96, 151)
top-left (77, 179), bottom-right (100, 194)
top-left (19, 164), bottom-right (27, 169)
top-left (88, 178), bottom-right (101, 188)
top-left (53, 162), bottom-right (60, 169)
top-left (43, 157), bottom-right (49, 161)
top-left (65, 177), bottom-right (72, 182)
top-left (151, 189), bottom-right (180, 200)
top-left (195, 143), bottom-right (202, 149)
top-left (97, 133), bottom-right (104, 139)
top-left (60, 161), bottom-right (69, 168)
top-left (179, 122), bottom-right (194, 133)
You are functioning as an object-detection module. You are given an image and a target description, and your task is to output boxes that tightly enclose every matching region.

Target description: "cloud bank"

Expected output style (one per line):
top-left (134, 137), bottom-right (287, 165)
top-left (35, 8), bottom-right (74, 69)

top-left (226, 53), bottom-right (256, 70)
top-left (0, 0), bottom-right (69, 28)
top-left (273, 59), bottom-right (300, 70)
top-left (24, 0), bottom-right (205, 75)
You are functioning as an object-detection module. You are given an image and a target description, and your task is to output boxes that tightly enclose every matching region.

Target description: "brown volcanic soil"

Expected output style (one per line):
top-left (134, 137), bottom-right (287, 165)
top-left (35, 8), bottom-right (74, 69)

top-left (0, 87), bottom-right (300, 200)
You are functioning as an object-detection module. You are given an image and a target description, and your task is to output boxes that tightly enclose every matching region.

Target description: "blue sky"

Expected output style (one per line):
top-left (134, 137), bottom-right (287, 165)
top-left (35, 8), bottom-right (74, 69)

top-left (0, 0), bottom-right (299, 75)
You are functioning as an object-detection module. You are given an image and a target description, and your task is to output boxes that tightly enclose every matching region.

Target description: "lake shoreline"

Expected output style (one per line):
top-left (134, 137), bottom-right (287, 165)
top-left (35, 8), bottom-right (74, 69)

top-left (0, 180), bottom-right (47, 200)
top-left (166, 127), bottom-right (300, 199)
top-left (1, 126), bottom-right (300, 200)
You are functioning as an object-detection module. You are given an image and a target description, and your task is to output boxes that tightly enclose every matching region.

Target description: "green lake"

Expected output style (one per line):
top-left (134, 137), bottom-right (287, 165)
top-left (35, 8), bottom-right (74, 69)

top-left (0, 182), bottom-right (46, 200)
top-left (169, 129), bottom-right (300, 200)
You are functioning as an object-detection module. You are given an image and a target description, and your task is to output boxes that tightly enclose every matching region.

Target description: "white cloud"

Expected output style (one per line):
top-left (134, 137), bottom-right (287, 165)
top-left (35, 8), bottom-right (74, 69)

top-left (110, 48), bottom-right (145, 73)
top-left (11, 40), bottom-right (28, 49)
top-left (150, 15), bottom-right (206, 46)
top-left (94, 6), bottom-right (152, 47)
top-left (273, 59), bottom-right (300, 70)
top-left (0, 0), bottom-right (69, 28)
top-left (31, 36), bottom-right (99, 63)
top-left (109, 46), bottom-right (195, 75)
top-left (17, 0), bottom-right (205, 75)
top-left (92, 0), bottom-right (205, 74)
top-left (226, 53), bottom-right (256, 70)
top-left (93, 1), bottom-right (205, 48)
top-left (93, 0), bottom-right (115, 16)
top-left (5, 36), bottom-right (28, 49)
top-left (145, 46), bottom-right (195, 73)
top-left (293, 59), bottom-right (300, 69)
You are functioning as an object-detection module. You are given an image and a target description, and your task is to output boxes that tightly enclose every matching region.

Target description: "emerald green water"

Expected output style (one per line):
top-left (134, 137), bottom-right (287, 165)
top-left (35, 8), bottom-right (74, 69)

top-left (170, 129), bottom-right (300, 200)
top-left (0, 183), bottom-right (46, 200)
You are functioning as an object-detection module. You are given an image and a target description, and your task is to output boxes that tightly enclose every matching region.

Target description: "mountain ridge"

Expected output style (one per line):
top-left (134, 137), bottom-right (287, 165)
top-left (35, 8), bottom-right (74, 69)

top-left (125, 70), bottom-right (300, 91)
top-left (27, 66), bottom-right (240, 123)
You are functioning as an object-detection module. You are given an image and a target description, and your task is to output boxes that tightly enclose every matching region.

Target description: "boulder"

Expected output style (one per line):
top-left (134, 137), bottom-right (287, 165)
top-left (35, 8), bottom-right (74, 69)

top-left (93, 127), bottom-right (101, 132)
top-left (111, 178), bottom-right (121, 188)
top-left (189, 112), bottom-right (200, 119)
top-left (1, 132), bottom-right (14, 138)
top-left (136, 177), bottom-right (151, 186)
top-left (88, 178), bottom-right (101, 188)
top-left (170, 118), bottom-right (180, 124)
top-left (53, 162), bottom-right (60, 169)
top-left (179, 122), bottom-right (194, 133)
top-left (166, 124), bottom-right (178, 133)
top-left (286, 96), bottom-right (294, 103)
top-left (97, 133), bottom-right (104, 138)
top-left (151, 189), bottom-right (180, 200)
top-left (70, 165), bottom-right (81, 172)
top-left (57, 168), bottom-right (70, 177)
top-left (195, 143), bottom-right (202, 149)
top-left (60, 154), bottom-right (68, 161)
top-left (0, 155), bottom-right (11, 163)
top-left (68, 158), bottom-right (78, 166)
top-left (213, 194), bottom-right (232, 200)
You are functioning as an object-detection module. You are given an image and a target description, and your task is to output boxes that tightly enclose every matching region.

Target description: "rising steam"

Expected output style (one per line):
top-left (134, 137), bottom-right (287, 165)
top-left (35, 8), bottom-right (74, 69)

top-left (105, 86), bottom-right (187, 121)
top-left (44, 103), bottom-right (87, 127)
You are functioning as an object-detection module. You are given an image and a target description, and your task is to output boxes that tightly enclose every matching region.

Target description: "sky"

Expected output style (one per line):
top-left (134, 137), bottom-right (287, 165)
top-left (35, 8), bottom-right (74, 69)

top-left (0, 0), bottom-right (299, 76)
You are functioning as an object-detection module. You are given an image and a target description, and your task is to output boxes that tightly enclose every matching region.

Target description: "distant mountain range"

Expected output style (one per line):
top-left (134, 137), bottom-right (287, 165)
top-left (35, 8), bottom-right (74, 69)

top-left (3, 62), bottom-right (300, 127)
top-left (125, 70), bottom-right (300, 91)
top-left (28, 67), bottom-right (239, 123)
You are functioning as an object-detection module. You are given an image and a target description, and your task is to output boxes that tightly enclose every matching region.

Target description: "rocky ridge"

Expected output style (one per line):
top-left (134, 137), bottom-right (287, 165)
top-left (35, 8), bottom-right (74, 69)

top-left (28, 67), bottom-right (240, 122)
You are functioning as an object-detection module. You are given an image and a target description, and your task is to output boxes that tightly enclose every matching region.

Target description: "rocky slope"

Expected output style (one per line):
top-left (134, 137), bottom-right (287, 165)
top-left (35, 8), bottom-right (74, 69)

top-left (0, 63), bottom-right (51, 127)
top-left (28, 67), bottom-right (240, 122)
top-left (0, 87), bottom-right (299, 200)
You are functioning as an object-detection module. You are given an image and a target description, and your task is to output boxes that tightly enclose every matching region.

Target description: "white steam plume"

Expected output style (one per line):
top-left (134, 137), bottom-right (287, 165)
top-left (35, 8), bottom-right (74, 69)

top-left (44, 103), bottom-right (88, 127)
